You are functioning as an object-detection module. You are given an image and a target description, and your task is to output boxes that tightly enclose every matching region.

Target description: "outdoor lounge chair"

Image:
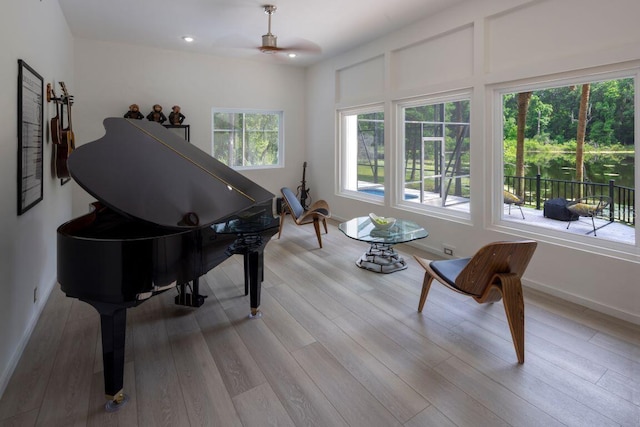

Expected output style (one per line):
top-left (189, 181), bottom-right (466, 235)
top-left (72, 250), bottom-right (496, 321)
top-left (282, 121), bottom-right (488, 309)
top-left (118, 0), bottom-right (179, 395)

top-left (566, 195), bottom-right (612, 236)
top-left (504, 190), bottom-right (525, 219)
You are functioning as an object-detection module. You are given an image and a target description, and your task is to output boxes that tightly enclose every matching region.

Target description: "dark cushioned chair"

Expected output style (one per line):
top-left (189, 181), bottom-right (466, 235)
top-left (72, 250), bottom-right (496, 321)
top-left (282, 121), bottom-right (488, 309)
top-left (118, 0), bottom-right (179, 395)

top-left (278, 187), bottom-right (331, 248)
top-left (414, 240), bottom-right (538, 364)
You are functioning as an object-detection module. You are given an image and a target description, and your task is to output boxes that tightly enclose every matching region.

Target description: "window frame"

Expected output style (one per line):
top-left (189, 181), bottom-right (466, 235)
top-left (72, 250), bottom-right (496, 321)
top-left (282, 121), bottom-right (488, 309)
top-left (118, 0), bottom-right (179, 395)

top-left (211, 108), bottom-right (284, 170)
top-left (336, 103), bottom-right (386, 204)
top-left (490, 67), bottom-right (638, 254)
top-left (394, 91), bottom-right (472, 219)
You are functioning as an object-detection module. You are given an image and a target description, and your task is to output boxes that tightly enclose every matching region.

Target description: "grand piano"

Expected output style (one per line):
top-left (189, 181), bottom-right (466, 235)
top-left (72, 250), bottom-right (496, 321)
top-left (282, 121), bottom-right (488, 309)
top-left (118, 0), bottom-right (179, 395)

top-left (57, 118), bottom-right (279, 411)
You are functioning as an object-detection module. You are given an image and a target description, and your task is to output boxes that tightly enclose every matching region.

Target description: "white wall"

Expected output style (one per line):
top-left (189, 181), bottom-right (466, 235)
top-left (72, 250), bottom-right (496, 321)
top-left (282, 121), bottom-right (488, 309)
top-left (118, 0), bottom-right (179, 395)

top-left (72, 39), bottom-right (307, 216)
top-left (306, 0), bottom-right (640, 323)
top-left (0, 1), bottom-right (74, 395)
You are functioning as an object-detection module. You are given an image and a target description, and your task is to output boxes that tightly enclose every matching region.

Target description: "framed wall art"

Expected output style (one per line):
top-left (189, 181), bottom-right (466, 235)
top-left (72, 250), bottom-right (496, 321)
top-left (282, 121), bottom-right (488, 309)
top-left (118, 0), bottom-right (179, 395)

top-left (17, 59), bottom-right (44, 215)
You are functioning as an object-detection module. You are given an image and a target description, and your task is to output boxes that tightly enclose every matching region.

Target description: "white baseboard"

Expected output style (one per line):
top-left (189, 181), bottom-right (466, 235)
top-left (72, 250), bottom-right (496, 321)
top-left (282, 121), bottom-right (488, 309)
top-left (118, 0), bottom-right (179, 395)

top-left (524, 279), bottom-right (640, 326)
top-left (0, 280), bottom-right (56, 399)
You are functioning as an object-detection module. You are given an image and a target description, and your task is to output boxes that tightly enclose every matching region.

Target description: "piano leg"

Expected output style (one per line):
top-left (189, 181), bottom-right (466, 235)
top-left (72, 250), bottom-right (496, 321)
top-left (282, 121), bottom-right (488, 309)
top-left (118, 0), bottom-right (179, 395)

top-left (247, 249), bottom-right (262, 318)
top-left (87, 301), bottom-right (130, 412)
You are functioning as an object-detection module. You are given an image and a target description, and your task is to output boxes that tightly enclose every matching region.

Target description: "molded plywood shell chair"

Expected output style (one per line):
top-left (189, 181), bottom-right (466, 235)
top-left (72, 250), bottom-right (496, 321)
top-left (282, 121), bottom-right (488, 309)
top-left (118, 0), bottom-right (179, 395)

top-left (278, 187), bottom-right (331, 248)
top-left (414, 240), bottom-right (537, 363)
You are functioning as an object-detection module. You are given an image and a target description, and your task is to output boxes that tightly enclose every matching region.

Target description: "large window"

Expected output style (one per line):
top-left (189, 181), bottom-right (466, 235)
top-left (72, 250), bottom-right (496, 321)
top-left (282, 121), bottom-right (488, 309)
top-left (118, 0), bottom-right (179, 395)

top-left (338, 106), bottom-right (385, 198)
top-left (400, 96), bottom-right (471, 209)
top-left (212, 110), bottom-right (283, 169)
top-left (499, 74), bottom-right (636, 246)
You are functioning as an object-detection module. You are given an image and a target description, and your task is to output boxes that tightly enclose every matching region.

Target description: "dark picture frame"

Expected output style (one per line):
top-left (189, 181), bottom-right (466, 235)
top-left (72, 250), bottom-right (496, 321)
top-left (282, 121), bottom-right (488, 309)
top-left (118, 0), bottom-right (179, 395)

top-left (17, 59), bottom-right (44, 215)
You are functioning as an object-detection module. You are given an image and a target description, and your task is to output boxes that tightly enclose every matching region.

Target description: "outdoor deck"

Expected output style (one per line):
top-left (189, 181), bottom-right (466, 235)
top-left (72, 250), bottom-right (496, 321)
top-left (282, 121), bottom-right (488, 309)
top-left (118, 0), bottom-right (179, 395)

top-left (357, 186), bottom-right (635, 245)
top-left (503, 204), bottom-right (635, 245)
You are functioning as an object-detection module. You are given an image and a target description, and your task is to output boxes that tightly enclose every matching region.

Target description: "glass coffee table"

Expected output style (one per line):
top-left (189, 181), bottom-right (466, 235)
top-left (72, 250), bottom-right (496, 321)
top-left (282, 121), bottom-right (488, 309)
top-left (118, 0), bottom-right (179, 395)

top-left (338, 217), bottom-right (428, 273)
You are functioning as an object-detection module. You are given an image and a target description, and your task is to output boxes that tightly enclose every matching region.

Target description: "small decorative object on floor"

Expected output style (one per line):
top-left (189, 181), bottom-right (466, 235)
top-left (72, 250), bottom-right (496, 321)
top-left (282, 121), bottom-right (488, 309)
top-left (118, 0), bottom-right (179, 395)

top-left (146, 104), bottom-right (167, 123)
top-left (123, 104), bottom-right (144, 119)
top-left (169, 105), bottom-right (185, 124)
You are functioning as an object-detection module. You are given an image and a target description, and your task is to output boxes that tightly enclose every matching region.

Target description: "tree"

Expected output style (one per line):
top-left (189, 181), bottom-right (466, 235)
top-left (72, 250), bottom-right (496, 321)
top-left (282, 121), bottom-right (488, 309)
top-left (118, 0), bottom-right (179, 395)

top-left (515, 92), bottom-right (532, 195)
top-left (575, 84), bottom-right (590, 199)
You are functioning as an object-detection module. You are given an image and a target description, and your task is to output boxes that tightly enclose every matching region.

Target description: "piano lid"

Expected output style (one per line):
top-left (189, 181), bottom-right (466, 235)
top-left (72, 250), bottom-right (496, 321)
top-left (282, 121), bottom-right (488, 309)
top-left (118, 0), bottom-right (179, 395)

top-left (68, 118), bottom-right (274, 229)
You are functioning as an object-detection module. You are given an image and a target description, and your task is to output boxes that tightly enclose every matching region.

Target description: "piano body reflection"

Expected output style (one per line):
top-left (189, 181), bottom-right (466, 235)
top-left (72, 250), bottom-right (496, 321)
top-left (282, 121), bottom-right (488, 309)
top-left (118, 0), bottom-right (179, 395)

top-left (56, 118), bottom-right (278, 411)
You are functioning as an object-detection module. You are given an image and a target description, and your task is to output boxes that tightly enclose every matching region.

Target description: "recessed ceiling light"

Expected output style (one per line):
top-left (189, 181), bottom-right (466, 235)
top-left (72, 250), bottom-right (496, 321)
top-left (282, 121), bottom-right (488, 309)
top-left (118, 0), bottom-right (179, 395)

top-left (288, 53), bottom-right (297, 58)
top-left (182, 36), bottom-right (194, 43)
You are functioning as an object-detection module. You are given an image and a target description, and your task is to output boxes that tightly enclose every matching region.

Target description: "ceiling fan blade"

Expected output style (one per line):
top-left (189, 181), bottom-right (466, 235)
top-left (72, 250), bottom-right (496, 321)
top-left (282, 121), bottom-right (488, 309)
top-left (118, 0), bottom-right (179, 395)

top-left (279, 38), bottom-right (322, 54)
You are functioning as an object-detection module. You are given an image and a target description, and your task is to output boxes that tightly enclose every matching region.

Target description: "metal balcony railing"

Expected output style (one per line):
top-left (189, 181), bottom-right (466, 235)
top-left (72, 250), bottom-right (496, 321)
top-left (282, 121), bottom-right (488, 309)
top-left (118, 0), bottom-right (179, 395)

top-left (504, 174), bottom-right (635, 226)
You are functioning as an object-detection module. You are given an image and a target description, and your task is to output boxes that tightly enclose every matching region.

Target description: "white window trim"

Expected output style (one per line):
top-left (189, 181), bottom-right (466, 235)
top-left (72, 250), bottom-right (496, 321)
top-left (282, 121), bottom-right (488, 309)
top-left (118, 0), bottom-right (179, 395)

top-left (336, 103), bottom-right (386, 205)
top-left (489, 66), bottom-right (639, 259)
top-left (393, 91), bottom-right (472, 221)
top-left (211, 108), bottom-right (284, 170)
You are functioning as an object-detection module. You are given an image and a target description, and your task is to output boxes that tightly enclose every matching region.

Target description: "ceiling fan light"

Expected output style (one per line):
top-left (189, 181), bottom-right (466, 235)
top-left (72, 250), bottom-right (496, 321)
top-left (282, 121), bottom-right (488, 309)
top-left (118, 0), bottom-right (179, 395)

top-left (182, 36), bottom-right (194, 43)
top-left (288, 53), bottom-right (297, 58)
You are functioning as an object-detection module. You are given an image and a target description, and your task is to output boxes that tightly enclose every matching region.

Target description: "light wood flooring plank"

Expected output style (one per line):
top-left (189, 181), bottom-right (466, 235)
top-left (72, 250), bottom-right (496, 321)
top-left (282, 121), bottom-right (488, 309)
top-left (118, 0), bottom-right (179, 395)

top-left (597, 368), bottom-right (640, 406)
top-left (268, 283), bottom-right (429, 424)
top-left (0, 287), bottom-right (71, 420)
top-left (450, 319), bottom-right (635, 426)
top-left (0, 408), bottom-right (38, 427)
top-left (264, 244), bottom-right (350, 320)
top-left (168, 331), bottom-right (242, 426)
top-left (433, 356), bottom-right (565, 427)
top-left (35, 313), bottom-right (98, 427)
top-left (404, 405), bottom-right (457, 427)
top-left (333, 312), bottom-right (509, 427)
top-left (232, 383), bottom-right (296, 427)
top-left (258, 292), bottom-right (316, 353)
top-left (293, 342), bottom-right (401, 427)
top-left (454, 304), bottom-right (609, 383)
top-left (225, 302), bottom-right (349, 427)
top-left (128, 297), bottom-right (189, 427)
top-left (194, 282), bottom-right (266, 398)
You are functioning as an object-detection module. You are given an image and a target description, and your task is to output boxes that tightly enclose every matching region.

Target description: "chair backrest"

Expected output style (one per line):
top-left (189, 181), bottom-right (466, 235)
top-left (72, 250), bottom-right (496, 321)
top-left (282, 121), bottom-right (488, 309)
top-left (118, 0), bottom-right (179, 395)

top-left (281, 187), bottom-right (304, 219)
top-left (455, 240), bottom-right (537, 296)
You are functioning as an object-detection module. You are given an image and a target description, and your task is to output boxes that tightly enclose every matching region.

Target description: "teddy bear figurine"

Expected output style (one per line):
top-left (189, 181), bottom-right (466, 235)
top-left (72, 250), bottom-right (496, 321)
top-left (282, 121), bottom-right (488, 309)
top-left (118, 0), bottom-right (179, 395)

top-left (169, 105), bottom-right (186, 125)
top-left (146, 104), bottom-right (167, 124)
top-left (123, 104), bottom-right (144, 120)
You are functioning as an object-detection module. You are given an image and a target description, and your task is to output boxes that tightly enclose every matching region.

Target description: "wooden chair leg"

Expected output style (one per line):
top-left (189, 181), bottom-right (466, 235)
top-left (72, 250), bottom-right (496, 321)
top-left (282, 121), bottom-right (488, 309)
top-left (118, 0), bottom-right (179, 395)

top-left (313, 219), bottom-right (323, 248)
top-left (418, 273), bottom-right (434, 313)
top-left (278, 211), bottom-right (286, 239)
top-left (322, 218), bottom-right (328, 234)
top-left (498, 276), bottom-right (525, 364)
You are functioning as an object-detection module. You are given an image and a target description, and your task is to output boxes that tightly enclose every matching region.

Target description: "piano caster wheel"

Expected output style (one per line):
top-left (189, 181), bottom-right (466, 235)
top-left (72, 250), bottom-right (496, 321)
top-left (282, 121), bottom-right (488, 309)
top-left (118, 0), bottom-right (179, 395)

top-left (249, 309), bottom-right (262, 319)
top-left (104, 392), bottom-right (129, 412)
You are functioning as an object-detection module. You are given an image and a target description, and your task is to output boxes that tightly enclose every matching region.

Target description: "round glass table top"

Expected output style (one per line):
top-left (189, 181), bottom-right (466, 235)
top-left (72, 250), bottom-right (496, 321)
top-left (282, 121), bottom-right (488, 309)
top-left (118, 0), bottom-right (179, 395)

top-left (338, 216), bottom-right (428, 244)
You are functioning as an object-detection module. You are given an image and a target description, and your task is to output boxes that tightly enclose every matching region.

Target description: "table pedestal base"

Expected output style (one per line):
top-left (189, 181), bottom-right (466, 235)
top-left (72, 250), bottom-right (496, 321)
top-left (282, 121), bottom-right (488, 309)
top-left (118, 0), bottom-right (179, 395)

top-left (356, 243), bottom-right (407, 273)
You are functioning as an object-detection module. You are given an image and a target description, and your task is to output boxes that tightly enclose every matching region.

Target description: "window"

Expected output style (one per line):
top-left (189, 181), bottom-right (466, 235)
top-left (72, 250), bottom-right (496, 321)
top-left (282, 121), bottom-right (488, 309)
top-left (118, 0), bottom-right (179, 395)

top-left (400, 96), bottom-right (471, 209)
top-left (338, 106), bottom-right (385, 198)
top-left (498, 74), bottom-right (636, 246)
top-left (212, 110), bottom-right (283, 169)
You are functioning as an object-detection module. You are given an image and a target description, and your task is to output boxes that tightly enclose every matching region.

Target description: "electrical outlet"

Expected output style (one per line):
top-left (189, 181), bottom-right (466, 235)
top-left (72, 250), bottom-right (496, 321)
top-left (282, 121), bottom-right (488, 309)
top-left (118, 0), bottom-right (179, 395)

top-left (443, 245), bottom-right (455, 256)
top-left (33, 287), bottom-right (38, 303)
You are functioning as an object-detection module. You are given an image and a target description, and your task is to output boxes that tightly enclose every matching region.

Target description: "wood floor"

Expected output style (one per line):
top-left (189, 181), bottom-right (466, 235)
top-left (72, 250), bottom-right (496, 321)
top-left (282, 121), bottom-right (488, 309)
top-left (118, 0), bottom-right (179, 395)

top-left (1, 218), bottom-right (639, 426)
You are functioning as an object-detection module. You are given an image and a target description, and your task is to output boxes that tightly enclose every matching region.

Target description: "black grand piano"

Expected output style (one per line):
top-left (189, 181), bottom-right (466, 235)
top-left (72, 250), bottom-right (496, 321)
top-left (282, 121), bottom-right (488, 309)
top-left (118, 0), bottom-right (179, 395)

top-left (57, 118), bottom-right (279, 411)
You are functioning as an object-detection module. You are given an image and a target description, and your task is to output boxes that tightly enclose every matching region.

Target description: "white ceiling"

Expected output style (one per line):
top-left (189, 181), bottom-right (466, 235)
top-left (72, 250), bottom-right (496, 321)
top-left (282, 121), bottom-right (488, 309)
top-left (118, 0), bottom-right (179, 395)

top-left (57, 0), bottom-right (468, 66)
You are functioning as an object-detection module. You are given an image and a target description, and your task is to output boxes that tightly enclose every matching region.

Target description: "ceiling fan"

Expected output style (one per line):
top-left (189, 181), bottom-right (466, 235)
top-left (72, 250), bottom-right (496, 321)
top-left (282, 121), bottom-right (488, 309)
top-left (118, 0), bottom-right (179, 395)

top-left (257, 4), bottom-right (320, 56)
